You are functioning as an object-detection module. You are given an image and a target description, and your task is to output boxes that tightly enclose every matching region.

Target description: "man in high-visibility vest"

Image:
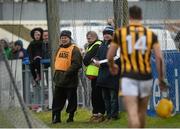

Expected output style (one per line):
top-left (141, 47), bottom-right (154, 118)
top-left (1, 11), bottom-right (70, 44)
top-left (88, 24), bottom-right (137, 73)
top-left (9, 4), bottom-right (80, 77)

top-left (83, 31), bottom-right (105, 122)
top-left (52, 30), bottom-right (82, 124)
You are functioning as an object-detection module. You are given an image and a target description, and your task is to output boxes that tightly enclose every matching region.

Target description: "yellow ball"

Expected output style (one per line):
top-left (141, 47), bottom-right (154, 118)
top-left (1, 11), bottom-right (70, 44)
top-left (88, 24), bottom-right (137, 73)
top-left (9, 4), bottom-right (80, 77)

top-left (156, 98), bottom-right (173, 118)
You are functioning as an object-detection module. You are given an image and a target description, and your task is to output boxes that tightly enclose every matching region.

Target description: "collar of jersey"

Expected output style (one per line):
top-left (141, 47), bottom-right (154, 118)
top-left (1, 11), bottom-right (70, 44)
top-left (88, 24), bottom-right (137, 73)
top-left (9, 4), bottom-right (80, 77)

top-left (129, 20), bottom-right (142, 26)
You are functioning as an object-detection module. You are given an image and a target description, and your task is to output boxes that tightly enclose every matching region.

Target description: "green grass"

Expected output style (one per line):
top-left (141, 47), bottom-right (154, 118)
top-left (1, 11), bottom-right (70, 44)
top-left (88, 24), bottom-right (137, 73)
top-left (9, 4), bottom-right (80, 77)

top-left (34, 108), bottom-right (180, 128)
top-left (0, 111), bottom-right (14, 128)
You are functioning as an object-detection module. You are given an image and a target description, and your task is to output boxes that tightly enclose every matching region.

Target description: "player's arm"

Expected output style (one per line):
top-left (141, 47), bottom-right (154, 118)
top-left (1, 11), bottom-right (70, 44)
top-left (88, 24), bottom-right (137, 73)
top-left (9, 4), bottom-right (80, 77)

top-left (153, 39), bottom-right (167, 91)
top-left (153, 43), bottom-right (164, 80)
top-left (107, 43), bottom-right (118, 67)
top-left (107, 29), bottom-right (119, 67)
top-left (107, 43), bottom-right (119, 75)
top-left (107, 29), bottom-right (120, 75)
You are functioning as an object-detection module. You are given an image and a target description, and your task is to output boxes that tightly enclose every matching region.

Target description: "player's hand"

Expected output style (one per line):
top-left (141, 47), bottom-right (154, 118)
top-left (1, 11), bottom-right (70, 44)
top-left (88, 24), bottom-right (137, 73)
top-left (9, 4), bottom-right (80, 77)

top-left (109, 64), bottom-right (119, 75)
top-left (159, 79), bottom-right (168, 91)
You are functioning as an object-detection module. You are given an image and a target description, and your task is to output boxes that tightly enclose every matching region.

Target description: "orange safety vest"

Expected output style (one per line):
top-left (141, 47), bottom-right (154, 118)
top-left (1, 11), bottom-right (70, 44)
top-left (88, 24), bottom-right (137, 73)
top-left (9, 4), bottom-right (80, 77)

top-left (54, 44), bottom-right (74, 71)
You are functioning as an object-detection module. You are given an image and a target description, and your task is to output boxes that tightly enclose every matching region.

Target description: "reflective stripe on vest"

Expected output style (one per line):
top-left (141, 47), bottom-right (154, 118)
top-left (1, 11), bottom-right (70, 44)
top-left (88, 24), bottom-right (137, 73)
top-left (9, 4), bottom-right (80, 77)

top-left (85, 40), bottom-right (102, 76)
top-left (86, 40), bottom-right (102, 52)
top-left (54, 44), bottom-right (74, 71)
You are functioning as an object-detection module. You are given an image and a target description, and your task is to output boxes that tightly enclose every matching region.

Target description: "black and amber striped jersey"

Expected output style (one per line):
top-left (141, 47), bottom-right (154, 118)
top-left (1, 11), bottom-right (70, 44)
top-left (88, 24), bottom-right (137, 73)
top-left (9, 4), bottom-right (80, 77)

top-left (112, 22), bottom-right (158, 80)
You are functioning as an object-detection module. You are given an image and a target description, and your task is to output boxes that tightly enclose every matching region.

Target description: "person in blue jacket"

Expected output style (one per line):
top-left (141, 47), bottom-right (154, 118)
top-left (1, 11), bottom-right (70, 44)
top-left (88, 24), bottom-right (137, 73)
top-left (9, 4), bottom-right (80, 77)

top-left (94, 26), bottom-right (120, 120)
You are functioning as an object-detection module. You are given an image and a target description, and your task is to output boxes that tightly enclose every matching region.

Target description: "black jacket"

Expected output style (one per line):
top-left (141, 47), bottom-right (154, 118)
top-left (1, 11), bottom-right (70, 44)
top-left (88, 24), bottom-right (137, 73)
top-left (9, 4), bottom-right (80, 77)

top-left (27, 40), bottom-right (43, 62)
top-left (42, 42), bottom-right (50, 59)
top-left (83, 40), bottom-right (102, 66)
top-left (95, 40), bottom-right (120, 90)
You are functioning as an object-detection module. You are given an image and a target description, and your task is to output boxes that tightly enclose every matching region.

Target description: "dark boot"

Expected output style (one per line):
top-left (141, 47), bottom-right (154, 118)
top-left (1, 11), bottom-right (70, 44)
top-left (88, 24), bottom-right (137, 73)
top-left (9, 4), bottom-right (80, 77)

top-left (52, 111), bottom-right (61, 124)
top-left (66, 113), bottom-right (74, 123)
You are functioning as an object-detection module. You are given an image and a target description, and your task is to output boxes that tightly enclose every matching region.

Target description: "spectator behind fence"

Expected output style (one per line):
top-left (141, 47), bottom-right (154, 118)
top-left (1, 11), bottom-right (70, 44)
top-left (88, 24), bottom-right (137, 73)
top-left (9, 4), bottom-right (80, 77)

top-left (42, 30), bottom-right (50, 61)
top-left (10, 40), bottom-right (27, 60)
top-left (107, 17), bottom-right (115, 28)
top-left (94, 26), bottom-right (120, 121)
top-left (42, 30), bottom-right (51, 88)
top-left (52, 30), bottom-right (82, 124)
top-left (27, 27), bottom-right (44, 86)
top-left (83, 31), bottom-right (105, 122)
top-left (0, 38), bottom-right (11, 59)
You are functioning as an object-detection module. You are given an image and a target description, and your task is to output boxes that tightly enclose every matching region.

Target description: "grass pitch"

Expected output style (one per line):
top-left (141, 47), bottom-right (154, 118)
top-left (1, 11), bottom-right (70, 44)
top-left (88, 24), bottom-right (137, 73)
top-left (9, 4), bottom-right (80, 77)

top-left (0, 111), bottom-right (14, 128)
top-left (34, 108), bottom-right (180, 128)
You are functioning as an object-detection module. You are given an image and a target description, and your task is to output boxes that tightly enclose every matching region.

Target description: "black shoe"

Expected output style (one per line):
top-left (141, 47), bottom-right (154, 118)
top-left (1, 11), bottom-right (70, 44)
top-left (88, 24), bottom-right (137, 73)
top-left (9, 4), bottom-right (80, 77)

top-left (66, 117), bottom-right (73, 123)
top-left (66, 113), bottom-right (74, 123)
top-left (52, 119), bottom-right (61, 124)
top-left (52, 112), bottom-right (61, 124)
top-left (111, 115), bottom-right (120, 120)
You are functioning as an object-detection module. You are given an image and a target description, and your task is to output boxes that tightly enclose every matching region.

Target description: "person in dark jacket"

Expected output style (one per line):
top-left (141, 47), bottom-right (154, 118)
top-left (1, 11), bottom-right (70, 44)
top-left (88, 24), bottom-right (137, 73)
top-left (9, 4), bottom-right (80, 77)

top-left (83, 31), bottom-right (105, 122)
top-left (52, 30), bottom-right (82, 124)
top-left (42, 30), bottom-right (50, 61)
top-left (94, 26), bottom-right (120, 120)
top-left (10, 40), bottom-right (27, 60)
top-left (27, 27), bottom-right (44, 86)
top-left (42, 30), bottom-right (50, 87)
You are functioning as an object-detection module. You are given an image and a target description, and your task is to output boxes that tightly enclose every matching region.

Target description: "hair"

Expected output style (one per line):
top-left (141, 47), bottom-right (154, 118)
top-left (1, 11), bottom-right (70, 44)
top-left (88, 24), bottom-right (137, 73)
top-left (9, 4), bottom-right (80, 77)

top-left (30, 27), bottom-right (44, 40)
top-left (14, 40), bottom-right (23, 47)
top-left (86, 31), bottom-right (98, 39)
top-left (129, 5), bottom-right (142, 20)
top-left (43, 29), bottom-right (48, 33)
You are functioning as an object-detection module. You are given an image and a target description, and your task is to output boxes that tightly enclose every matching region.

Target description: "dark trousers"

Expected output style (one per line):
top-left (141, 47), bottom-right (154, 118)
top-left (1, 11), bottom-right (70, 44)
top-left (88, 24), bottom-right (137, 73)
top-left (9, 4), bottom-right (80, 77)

top-left (29, 58), bottom-right (41, 80)
top-left (52, 87), bottom-right (77, 114)
top-left (43, 64), bottom-right (49, 86)
top-left (91, 79), bottom-right (105, 114)
top-left (102, 87), bottom-right (119, 118)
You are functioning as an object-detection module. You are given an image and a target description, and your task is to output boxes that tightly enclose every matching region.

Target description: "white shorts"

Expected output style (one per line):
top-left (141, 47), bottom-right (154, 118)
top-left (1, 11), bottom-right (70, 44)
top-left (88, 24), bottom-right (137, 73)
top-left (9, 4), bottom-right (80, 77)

top-left (121, 77), bottom-right (153, 98)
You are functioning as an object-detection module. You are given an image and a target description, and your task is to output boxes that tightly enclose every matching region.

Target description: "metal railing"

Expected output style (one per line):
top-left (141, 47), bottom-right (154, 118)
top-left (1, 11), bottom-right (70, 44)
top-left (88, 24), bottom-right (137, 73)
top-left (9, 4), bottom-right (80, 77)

top-left (22, 59), bottom-right (91, 110)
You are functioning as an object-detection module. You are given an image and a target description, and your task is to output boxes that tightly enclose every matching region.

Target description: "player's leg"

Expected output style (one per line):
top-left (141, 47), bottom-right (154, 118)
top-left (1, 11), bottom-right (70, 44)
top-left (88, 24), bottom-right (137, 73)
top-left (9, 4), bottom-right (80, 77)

top-left (123, 96), bottom-right (140, 128)
top-left (121, 77), bottom-right (140, 128)
top-left (138, 96), bottom-right (149, 128)
top-left (138, 79), bottom-right (153, 127)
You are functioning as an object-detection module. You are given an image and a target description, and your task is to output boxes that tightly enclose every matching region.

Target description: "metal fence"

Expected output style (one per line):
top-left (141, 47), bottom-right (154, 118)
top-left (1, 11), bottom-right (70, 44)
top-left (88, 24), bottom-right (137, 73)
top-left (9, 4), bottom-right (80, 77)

top-left (0, 54), bottom-right (47, 128)
top-left (22, 59), bottom-right (92, 110)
